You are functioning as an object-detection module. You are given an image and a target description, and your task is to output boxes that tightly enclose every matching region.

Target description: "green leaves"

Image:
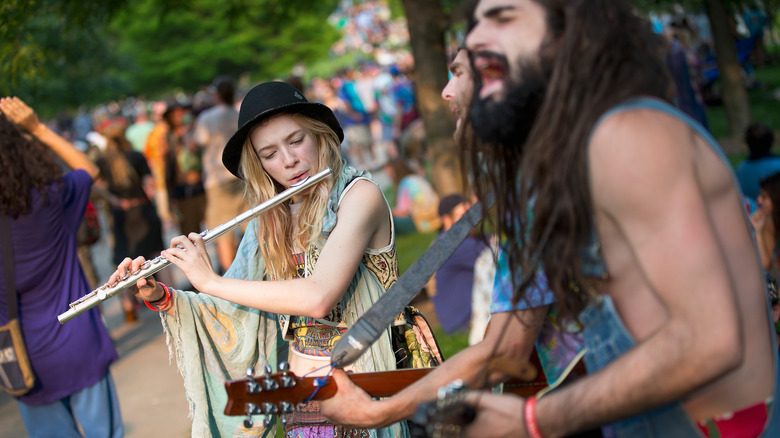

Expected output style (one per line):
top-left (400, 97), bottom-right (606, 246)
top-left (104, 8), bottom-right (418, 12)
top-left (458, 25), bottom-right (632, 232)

top-left (2, 0), bottom-right (340, 116)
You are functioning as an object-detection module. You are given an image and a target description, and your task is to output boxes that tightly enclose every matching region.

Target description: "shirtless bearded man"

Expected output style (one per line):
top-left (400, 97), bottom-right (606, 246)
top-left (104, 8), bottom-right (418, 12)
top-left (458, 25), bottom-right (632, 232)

top-left (457, 0), bottom-right (780, 437)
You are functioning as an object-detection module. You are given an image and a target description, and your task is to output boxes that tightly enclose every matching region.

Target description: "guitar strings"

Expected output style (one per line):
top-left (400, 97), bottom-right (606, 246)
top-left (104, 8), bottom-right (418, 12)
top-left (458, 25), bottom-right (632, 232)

top-left (301, 364), bottom-right (335, 403)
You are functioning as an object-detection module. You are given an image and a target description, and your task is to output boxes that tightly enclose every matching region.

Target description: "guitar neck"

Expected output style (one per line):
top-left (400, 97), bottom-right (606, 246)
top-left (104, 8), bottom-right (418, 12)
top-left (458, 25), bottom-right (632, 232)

top-left (315, 368), bottom-right (434, 400)
top-left (224, 368), bottom-right (434, 416)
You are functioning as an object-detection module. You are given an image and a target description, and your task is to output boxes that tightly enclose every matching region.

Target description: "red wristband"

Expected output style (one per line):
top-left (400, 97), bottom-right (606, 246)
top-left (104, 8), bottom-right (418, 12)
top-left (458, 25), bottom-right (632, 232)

top-left (524, 396), bottom-right (544, 438)
top-left (144, 282), bottom-right (171, 311)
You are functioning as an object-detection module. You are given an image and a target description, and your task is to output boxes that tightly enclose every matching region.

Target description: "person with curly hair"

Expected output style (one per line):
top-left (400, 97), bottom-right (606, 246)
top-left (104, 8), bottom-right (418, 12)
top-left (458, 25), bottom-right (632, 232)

top-left (0, 97), bottom-right (122, 437)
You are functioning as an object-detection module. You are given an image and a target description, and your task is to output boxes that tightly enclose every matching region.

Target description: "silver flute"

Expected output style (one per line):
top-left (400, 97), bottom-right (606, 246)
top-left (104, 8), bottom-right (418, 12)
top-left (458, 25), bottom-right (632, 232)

top-left (58, 168), bottom-right (332, 324)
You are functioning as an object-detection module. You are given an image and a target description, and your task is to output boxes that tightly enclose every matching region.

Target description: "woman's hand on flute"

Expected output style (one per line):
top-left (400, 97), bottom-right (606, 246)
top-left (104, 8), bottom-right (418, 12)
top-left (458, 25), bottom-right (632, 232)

top-left (110, 256), bottom-right (163, 302)
top-left (163, 233), bottom-right (220, 294)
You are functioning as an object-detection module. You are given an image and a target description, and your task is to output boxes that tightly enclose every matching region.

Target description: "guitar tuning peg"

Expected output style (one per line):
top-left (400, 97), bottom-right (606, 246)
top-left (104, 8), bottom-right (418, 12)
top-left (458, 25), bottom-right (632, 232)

top-left (262, 374), bottom-right (279, 391)
top-left (278, 361), bottom-right (290, 373)
top-left (262, 417), bottom-right (272, 429)
top-left (280, 371), bottom-right (296, 388)
top-left (243, 417), bottom-right (253, 429)
top-left (264, 364), bottom-right (273, 375)
top-left (280, 401), bottom-right (295, 414)
top-left (262, 402), bottom-right (279, 415)
top-left (246, 369), bottom-right (261, 394)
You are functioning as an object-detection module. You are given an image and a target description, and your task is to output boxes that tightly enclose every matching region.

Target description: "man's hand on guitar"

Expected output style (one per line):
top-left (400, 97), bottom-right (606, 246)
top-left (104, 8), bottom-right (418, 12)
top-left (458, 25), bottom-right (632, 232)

top-left (462, 391), bottom-right (528, 438)
top-left (319, 368), bottom-right (385, 428)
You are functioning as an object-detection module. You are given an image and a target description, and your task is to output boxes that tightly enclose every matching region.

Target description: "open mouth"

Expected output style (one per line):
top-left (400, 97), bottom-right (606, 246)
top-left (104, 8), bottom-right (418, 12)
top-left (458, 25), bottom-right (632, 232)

top-left (472, 53), bottom-right (508, 98)
top-left (451, 105), bottom-right (462, 126)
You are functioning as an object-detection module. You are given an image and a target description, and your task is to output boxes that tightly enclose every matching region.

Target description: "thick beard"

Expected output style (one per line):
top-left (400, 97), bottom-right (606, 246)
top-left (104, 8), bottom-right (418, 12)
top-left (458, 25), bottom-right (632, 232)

top-left (469, 59), bottom-right (547, 151)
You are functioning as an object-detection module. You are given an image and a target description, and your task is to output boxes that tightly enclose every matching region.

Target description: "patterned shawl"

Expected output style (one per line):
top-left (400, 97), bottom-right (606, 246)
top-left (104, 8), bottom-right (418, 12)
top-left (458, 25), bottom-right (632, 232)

top-left (160, 162), bottom-right (404, 437)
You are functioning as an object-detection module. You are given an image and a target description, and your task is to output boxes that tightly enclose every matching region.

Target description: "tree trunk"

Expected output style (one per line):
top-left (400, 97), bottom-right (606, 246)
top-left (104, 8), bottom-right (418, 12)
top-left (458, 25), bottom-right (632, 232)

top-left (703, 0), bottom-right (752, 138)
top-left (401, 0), bottom-right (462, 196)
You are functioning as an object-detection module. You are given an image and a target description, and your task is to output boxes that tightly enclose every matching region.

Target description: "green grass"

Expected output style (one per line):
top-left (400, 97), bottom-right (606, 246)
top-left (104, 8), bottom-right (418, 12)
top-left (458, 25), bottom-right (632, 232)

top-left (704, 63), bottom-right (780, 171)
top-left (706, 63), bottom-right (780, 142)
top-left (433, 327), bottom-right (471, 360)
top-left (395, 230), bottom-right (438, 275)
top-left (395, 230), bottom-right (473, 360)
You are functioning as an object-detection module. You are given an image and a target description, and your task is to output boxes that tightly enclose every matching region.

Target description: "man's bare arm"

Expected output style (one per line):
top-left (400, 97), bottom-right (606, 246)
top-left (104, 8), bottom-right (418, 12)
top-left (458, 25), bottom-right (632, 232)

top-left (530, 110), bottom-right (745, 436)
top-left (321, 306), bottom-right (548, 428)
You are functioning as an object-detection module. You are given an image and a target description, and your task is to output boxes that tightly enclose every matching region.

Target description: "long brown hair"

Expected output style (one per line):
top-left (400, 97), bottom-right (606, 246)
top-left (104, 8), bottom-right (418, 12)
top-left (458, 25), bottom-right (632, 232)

top-left (0, 113), bottom-right (63, 217)
top-left (464, 0), bottom-right (670, 322)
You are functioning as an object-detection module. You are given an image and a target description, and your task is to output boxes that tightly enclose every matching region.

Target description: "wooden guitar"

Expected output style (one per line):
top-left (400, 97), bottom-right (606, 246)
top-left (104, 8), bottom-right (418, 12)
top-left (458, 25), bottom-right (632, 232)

top-left (224, 367), bottom-right (434, 417)
top-left (224, 357), bottom-right (543, 419)
top-left (222, 350), bottom-right (582, 433)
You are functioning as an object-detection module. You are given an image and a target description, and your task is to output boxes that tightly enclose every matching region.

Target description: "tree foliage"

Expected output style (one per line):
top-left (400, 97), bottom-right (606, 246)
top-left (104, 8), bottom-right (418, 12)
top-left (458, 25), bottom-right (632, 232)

top-left (111, 0), bottom-right (341, 97)
top-left (2, 0), bottom-right (341, 116)
top-left (1, 0), bottom-right (129, 115)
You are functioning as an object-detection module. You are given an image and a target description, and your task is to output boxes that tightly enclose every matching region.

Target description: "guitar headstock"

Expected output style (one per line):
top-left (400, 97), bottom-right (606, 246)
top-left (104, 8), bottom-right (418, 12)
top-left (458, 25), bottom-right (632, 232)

top-left (224, 362), bottom-right (324, 429)
top-left (409, 380), bottom-right (476, 438)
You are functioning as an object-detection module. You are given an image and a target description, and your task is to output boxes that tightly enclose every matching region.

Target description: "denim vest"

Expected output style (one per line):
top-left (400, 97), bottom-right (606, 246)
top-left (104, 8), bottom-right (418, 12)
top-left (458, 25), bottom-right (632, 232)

top-left (579, 98), bottom-right (780, 437)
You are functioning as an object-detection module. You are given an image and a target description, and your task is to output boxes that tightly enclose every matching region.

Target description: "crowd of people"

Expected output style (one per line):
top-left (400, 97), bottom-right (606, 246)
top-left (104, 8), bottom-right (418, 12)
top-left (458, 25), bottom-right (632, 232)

top-left (2, 1), bottom-right (780, 438)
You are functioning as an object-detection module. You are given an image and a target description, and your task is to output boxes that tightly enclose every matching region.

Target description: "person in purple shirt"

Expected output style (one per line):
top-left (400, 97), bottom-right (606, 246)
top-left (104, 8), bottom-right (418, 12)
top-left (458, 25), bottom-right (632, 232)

top-left (0, 97), bottom-right (122, 438)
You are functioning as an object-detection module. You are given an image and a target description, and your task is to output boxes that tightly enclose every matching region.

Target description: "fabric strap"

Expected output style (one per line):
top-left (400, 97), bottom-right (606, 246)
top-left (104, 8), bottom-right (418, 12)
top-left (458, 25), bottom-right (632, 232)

top-left (331, 199), bottom-right (487, 368)
top-left (1, 216), bottom-right (17, 320)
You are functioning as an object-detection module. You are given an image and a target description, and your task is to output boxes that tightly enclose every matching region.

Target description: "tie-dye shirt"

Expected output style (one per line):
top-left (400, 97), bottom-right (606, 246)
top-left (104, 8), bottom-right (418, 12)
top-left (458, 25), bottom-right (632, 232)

top-left (490, 249), bottom-right (584, 384)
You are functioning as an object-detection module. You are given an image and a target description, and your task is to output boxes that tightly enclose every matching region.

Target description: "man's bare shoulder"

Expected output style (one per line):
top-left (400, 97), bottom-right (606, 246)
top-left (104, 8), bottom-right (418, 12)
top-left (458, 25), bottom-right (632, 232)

top-left (588, 107), bottom-right (699, 212)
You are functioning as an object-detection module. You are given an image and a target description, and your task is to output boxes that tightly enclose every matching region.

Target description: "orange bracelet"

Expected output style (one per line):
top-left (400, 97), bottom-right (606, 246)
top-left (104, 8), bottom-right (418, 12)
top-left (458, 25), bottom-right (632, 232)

top-left (524, 396), bottom-right (544, 438)
top-left (144, 282), bottom-right (171, 311)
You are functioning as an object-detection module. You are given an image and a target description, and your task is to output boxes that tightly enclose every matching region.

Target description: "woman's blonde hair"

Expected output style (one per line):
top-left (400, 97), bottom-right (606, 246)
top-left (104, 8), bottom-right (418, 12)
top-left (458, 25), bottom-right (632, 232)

top-left (239, 112), bottom-right (344, 280)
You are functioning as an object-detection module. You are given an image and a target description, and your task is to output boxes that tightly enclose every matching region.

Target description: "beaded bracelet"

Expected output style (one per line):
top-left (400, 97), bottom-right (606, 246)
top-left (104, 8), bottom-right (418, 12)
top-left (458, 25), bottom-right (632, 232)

top-left (144, 282), bottom-right (171, 311)
top-left (524, 396), bottom-right (544, 438)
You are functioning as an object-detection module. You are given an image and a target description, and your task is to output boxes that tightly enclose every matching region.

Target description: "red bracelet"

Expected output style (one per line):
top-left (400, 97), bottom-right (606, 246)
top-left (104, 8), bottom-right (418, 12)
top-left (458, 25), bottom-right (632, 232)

top-left (144, 282), bottom-right (171, 311)
top-left (524, 396), bottom-right (544, 438)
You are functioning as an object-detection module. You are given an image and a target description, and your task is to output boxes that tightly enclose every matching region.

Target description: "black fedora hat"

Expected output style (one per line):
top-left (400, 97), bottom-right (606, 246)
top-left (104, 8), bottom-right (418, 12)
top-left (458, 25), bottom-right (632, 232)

top-left (222, 81), bottom-right (344, 179)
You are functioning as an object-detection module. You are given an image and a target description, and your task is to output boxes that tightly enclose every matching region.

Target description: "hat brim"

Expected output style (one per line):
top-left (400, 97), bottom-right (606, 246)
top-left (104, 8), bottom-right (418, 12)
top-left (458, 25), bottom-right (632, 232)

top-left (222, 102), bottom-right (344, 179)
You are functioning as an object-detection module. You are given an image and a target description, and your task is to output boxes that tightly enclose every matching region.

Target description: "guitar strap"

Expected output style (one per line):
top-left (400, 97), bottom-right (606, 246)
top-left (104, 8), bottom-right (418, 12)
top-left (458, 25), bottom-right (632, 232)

top-left (331, 199), bottom-right (488, 369)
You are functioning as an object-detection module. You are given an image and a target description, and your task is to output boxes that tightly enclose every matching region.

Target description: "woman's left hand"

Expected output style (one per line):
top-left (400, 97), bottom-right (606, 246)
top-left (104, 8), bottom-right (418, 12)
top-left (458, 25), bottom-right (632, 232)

top-left (163, 233), bottom-right (220, 292)
top-left (0, 97), bottom-right (40, 133)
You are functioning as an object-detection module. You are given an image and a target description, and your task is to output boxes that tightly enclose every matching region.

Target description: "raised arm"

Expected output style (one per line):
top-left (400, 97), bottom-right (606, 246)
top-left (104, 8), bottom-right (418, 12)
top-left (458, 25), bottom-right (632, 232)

top-left (0, 97), bottom-right (99, 180)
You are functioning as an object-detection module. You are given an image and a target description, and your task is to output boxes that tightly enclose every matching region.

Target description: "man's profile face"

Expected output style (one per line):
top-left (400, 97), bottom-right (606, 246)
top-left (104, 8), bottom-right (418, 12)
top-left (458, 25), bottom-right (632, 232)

top-left (442, 49), bottom-right (474, 135)
top-left (466, 0), bottom-right (548, 103)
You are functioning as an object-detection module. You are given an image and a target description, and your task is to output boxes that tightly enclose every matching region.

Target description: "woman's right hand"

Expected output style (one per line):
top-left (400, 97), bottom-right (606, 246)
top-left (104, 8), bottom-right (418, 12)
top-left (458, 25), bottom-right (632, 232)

top-left (109, 256), bottom-right (164, 302)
